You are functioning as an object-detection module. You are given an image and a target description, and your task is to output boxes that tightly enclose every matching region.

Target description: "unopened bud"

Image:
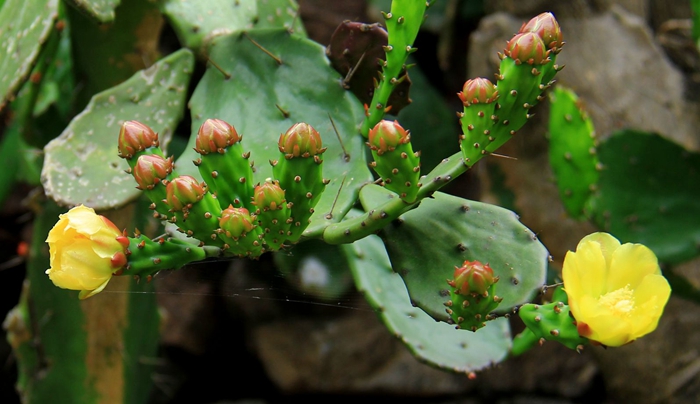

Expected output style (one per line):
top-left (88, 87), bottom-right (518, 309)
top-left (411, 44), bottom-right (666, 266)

top-left (165, 175), bottom-right (205, 211)
top-left (505, 32), bottom-right (549, 65)
top-left (118, 121), bottom-right (159, 159)
top-left (219, 206), bottom-right (257, 239)
top-left (458, 78), bottom-right (499, 107)
top-left (367, 120), bottom-right (410, 155)
top-left (448, 260), bottom-right (497, 295)
top-left (195, 118), bottom-right (241, 154)
top-left (278, 122), bottom-right (326, 158)
top-left (519, 12), bottom-right (563, 51)
top-left (133, 155), bottom-right (173, 189)
top-left (252, 180), bottom-right (286, 212)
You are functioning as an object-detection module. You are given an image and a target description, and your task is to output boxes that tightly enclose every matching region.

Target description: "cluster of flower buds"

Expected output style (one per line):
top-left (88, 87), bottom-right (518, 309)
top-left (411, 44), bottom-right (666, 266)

top-left (444, 260), bottom-right (503, 331)
top-left (458, 12), bottom-right (564, 167)
top-left (117, 119), bottom-right (328, 258)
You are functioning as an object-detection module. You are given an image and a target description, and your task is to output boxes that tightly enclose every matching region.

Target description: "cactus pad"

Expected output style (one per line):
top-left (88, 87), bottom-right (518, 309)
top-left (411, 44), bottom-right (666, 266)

top-left (376, 187), bottom-right (548, 322)
top-left (548, 86), bottom-right (599, 219)
top-left (589, 130), bottom-right (700, 264)
top-left (0, 0), bottom-right (58, 111)
top-left (344, 233), bottom-right (511, 374)
top-left (42, 49), bottom-right (194, 209)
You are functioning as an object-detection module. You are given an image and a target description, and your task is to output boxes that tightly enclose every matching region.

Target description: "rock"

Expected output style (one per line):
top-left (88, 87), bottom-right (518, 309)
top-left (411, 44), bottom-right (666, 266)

top-left (591, 296), bottom-right (700, 403)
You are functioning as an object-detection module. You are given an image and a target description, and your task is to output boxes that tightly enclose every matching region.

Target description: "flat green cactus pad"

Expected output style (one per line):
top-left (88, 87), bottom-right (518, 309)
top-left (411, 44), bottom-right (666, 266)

top-left (548, 86), bottom-right (599, 219)
top-left (182, 29), bottom-right (373, 238)
top-left (42, 49), bottom-right (194, 209)
top-left (344, 233), bottom-right (511, 374)
top-left (162, 0), bottom-right (257, 51)
top-left (65, 0), bottom-right (119, 22)
top-left (589, 130), bottom-right (700, 264)
top-left (0, 0), bottom-right (58, 111)
top-left (373, 186), bottom-right (548, 322)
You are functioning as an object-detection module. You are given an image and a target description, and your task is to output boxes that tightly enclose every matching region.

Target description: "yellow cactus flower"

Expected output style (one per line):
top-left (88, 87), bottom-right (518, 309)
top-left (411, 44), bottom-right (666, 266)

top-left (45, 205), bottom-right (129, 299)
top-left (562, 232), bottom-right (671, 347)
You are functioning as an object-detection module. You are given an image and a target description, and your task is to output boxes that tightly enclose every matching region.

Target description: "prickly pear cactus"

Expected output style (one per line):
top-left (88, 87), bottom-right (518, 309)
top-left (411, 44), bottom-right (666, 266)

top-left (41, 49), bottom-right (194, 209)
top-left (548, 86), bottom-right (599, 219)
top-left (344, 231), bottom-right (511, 374)
top-left (364, 184), bottom-right (549, 322)
top-left (588, 130), bottom-right (700, 264)
top-left (181, 29), bottom-right (373, 238)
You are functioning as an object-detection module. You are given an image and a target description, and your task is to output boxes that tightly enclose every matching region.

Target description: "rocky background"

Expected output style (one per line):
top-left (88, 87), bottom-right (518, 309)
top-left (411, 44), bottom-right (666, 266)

top-left (2, 0), bottom-right (699, 403)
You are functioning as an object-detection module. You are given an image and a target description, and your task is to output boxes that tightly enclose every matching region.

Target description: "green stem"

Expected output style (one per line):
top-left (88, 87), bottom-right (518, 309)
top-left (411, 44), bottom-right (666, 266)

top-left (322, 151), bottom-right (468, 244)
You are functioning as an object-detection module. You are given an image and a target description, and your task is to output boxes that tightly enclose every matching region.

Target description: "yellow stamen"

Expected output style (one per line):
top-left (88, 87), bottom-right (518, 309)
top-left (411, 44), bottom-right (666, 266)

top-left (598, 285), bottom-right (635, 316)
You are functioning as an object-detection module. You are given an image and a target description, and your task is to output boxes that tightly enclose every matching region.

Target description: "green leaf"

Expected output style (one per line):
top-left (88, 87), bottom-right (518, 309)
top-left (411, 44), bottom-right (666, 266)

top-left (64, 0), bottom-right (120, 23)
top-left (343, 233), bottom-right (511, 374)
top-left (182, 29), bottom-right (373, 237)
top-left (41, 49), bottom-right (195, 209)
top-left (0, 0), bottom-right (59, 111)
top-left (589, 130), bottom-right (700, 264)
top-left (548, 86), bottom-right (599, 219)
top-left (375, 187), bottom-right (548, 322)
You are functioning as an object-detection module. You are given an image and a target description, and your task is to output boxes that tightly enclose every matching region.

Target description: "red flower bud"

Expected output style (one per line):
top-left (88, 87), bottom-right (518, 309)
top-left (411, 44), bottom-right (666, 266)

top-left (278, 122), bottom-right (326, 158)
top-left (132, 154), bottom-right (173, 190)
top-left (166, 175), bottom-right (205, 211)
top-left (519, 12), bottom-right (563, 51)
top-left (252, 180), bottom-right (286, 212)
top-left (457, 78), bottom-right (499, 107)
top-left (118, 121), bottom-right (159, 159)
top-left (219, 206), bottom-right (257, 239)
top-left (368, 120), bottom-right (410, 155)
top-left (447, 260), bottom-right (497, 296)
top-left (194, 118), bottom-right (241, 154)
top-left (505, 32), bottom-right (549, 65)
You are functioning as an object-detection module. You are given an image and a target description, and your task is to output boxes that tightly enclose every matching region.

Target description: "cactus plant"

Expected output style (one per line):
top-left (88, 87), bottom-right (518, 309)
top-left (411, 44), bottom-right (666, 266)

top-left (3, 3), bottom-right (620, 400)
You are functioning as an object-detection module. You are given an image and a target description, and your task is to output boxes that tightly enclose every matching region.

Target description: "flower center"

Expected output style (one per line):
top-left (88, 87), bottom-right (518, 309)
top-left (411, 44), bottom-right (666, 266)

top-left (598, 285), bottom-right (635, 316)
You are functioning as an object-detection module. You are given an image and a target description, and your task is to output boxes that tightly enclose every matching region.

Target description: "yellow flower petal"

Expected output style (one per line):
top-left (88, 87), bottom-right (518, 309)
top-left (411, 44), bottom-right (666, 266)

top-left (577, 232), bottom-right (620, 269)
top-left (607, 243), bottom-right (660, 291)
top-left (563, 240), bottom-right (607, 299)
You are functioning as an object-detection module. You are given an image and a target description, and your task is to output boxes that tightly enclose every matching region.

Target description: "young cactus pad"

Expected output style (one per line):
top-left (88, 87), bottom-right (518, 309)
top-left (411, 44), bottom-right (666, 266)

top-left (181, 30), bottom-right (372, 237)
top-left (373, 186), bottom-right (548, 322)
top-left (548, 86), bottom-right (599, 219)
top-left (344, 232), bottom-right (511, 374)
